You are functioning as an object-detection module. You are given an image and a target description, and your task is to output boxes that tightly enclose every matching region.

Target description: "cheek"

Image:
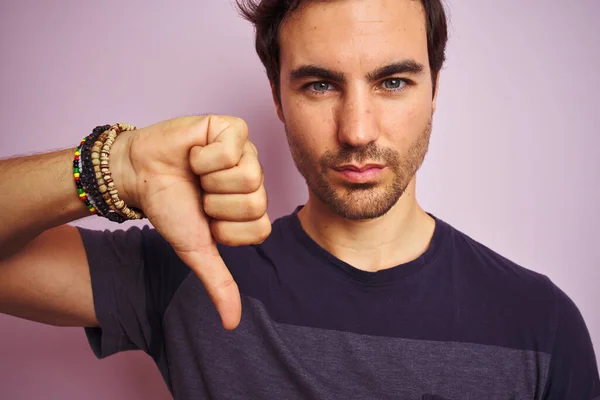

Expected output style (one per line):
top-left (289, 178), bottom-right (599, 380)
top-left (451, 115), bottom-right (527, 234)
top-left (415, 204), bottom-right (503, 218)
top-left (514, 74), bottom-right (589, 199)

top-left (283, 95), bottom-right (337, 154)
top-left (379, 96), bottom-right (432, 146)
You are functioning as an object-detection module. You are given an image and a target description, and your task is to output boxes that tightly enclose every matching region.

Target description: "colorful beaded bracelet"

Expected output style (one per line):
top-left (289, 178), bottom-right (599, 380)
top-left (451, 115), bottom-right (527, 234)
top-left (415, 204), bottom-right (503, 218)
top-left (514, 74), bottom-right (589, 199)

top-left (74, 135), bottom-right (100, 214)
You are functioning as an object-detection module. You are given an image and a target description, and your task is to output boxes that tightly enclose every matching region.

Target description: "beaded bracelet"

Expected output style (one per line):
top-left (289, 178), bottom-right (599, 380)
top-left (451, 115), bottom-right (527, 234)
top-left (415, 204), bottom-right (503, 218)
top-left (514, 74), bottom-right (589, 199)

top-left (74, 124), bottom-right (144, 222)
top-left (79, 125), bottom-right (110, 216)
top-left (81, 125), bottom-right (120, 222)
top-left (86, 129), bottom-right (129, 223)
top-left (74, 141), bottom-right (97, 214)
top-left (92, 123), bottom-right (144, 220)
top-left (73, 125), bottom-right (108, 215)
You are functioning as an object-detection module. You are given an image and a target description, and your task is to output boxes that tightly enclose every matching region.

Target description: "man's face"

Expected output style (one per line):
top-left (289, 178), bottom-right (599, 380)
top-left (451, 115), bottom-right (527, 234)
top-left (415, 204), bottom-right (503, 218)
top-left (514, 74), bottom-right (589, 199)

top-left (276, 0), bottom-right (437, 220)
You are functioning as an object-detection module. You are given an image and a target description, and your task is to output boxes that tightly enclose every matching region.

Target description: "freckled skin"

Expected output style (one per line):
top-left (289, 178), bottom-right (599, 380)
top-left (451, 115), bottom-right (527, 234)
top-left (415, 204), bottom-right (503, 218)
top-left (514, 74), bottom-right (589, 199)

top-left (273, 0), bottom-right (438, 220)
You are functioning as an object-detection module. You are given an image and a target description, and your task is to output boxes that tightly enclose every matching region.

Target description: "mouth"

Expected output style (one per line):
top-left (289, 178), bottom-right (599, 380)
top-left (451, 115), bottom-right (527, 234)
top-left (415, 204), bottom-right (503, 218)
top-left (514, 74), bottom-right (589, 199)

top-left (332, 164), bottom-right (386, 184)
top-left (333, 164), bottom-right (385, 172)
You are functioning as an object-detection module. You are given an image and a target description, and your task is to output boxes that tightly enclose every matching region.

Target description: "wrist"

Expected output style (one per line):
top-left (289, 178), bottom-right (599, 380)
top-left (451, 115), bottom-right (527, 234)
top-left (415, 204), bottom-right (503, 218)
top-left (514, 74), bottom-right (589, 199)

top-left (109, 130), bottom-right (140, 209)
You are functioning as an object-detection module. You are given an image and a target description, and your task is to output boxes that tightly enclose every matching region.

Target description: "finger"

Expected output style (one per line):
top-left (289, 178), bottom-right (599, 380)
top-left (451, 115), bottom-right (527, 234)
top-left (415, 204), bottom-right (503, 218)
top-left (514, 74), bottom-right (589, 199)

top-left (142, 180), bottom-right (241, 330)
top-left (189, 118), bottom-right (248, 175)
top-left (200, 147), bottom-right (263, 194)
top-left (246, 140), bottom-right (258, 156)
top-left (178, 247), bottom-right (242, 330)
top-left (210, 213), bottom-right (272, 246)
top-left (203, 185), bottom-right (268, 221)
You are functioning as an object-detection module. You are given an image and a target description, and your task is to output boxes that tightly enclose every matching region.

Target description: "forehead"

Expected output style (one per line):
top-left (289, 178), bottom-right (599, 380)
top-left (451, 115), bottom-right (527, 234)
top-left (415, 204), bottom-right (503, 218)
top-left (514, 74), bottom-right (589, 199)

top-left (279, 0), bottom-right (429, 73)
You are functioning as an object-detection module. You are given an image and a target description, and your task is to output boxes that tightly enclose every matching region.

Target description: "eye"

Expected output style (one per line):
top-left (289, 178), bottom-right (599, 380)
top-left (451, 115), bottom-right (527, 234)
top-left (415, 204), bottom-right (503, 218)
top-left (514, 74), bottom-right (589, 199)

top-left (382, 78), bottom-right (407, 91)
top-left (309, 82), bottom-right (333, 92)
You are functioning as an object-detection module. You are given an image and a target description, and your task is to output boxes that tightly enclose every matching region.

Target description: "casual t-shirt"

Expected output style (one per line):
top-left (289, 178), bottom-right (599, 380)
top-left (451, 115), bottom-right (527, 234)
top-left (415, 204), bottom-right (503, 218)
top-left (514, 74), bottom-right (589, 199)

top-left (78, 207), bottom-right (600, 400)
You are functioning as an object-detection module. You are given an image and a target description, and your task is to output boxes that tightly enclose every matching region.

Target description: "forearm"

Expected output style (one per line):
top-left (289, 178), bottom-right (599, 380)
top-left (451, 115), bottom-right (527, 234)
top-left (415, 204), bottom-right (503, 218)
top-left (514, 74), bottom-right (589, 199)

top-left (0, 149), bottom-right (90, 259)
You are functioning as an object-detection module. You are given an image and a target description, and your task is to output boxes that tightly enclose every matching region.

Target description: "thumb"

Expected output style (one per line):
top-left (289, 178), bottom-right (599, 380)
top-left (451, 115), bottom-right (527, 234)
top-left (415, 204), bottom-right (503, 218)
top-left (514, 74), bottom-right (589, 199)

top-left (140, 176), bottom-right (242, 330)
top-left (177, 245), bottom-right (242, 330)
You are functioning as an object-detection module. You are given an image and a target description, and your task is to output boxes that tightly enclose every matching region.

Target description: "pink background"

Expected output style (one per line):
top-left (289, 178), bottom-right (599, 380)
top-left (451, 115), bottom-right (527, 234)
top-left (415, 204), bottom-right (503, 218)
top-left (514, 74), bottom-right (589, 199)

top-left (1, 0), bottom-right (598, 398)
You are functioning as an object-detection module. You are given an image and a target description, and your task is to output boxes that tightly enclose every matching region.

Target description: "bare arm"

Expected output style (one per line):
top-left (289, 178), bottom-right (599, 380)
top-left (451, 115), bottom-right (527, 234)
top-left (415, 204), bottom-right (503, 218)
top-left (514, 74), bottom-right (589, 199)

top-left (0, 225), bottom-right (97, 326)
top-left (0, 150), bottom-right (89, 258)
top-left (0, 149), bottom-right (102, 326)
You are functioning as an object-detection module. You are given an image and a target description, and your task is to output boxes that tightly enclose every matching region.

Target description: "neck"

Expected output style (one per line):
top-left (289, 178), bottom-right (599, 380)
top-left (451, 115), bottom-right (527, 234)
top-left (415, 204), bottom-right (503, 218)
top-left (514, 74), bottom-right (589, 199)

top-left (297, 179), bottom-right (435, 272)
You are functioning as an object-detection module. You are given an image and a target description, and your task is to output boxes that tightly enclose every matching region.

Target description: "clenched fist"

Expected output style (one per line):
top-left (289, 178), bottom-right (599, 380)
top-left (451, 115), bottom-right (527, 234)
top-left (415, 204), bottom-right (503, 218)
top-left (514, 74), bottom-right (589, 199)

top-left (110, 115), bottom-right (271, 330)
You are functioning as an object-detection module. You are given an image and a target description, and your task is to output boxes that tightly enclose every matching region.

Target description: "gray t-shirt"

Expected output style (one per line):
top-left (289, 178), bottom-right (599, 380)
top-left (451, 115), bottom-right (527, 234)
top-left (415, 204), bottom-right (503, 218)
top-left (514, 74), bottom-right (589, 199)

top-left (79, 207), bottom-right (600, 399)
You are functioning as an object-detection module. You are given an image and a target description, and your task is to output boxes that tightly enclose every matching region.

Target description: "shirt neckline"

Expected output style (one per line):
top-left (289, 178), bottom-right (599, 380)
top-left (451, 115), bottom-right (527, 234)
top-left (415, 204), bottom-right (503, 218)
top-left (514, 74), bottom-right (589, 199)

top-left (285, 205), bottom-right (448, 286)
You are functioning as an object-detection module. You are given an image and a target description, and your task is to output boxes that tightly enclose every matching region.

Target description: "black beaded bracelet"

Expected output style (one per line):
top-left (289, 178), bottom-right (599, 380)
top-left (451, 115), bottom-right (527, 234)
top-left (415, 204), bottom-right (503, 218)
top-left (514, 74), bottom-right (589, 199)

top-left (77, 125), bottom-right (128, 223)
top-left (74, 126), bottom-right (109, 214)
top-left (80, 125), bottom-right (110, 216)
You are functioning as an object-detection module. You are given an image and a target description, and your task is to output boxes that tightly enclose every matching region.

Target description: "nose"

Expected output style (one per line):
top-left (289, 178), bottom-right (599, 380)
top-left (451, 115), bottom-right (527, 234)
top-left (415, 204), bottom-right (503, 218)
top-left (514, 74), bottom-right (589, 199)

top-left (337, 87), bottom-right (379, 148)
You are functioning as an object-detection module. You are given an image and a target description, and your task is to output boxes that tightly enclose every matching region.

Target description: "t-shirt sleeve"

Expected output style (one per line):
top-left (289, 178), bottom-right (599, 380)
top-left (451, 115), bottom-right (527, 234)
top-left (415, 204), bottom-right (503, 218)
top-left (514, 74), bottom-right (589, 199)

top-left (77, 225), bottom-right (190, 359)
top-left (543, 282), bottom-right (600, 399)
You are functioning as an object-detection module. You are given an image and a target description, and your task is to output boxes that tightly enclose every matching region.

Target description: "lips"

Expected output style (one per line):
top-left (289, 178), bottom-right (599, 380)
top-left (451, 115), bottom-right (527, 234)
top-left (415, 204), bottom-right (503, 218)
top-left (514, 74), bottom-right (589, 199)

top-left (334, 164), bottom-right (384, 172)
top-left (332, 164), bottom-right (385, 184)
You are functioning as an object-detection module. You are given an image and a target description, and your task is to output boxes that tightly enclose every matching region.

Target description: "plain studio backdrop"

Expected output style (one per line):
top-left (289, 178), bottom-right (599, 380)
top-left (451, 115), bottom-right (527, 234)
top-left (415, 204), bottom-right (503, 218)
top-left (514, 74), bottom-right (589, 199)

top-left (1, 0), bottom-right (599, 398)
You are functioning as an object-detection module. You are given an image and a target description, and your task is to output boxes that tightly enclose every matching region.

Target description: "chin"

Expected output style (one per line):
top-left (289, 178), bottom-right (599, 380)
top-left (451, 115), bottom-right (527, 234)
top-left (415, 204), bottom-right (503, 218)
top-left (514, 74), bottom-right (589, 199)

top-left (318, 184), bottom-right (403, 221)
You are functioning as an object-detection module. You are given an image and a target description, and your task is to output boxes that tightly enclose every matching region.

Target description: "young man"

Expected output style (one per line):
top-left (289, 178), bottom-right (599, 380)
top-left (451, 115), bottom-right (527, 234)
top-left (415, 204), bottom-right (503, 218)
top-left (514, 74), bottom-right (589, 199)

top-left (0, 0), bottom-right (598, 399)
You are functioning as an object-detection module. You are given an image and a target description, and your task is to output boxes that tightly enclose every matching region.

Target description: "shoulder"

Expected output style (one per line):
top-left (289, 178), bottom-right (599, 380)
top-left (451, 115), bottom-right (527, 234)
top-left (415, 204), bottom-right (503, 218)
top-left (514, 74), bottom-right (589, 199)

top-left (441, 218), bottom-right (554, 297)
top-left (436, 218), bottom-right (563, 350)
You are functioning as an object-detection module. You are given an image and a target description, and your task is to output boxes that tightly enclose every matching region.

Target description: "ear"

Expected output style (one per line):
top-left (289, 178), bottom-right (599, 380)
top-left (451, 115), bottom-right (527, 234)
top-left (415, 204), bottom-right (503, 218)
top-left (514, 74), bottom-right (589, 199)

top-left (432, 72), bottom-right (441, 114)
top-left (270, 81), bottom-right (285, 123)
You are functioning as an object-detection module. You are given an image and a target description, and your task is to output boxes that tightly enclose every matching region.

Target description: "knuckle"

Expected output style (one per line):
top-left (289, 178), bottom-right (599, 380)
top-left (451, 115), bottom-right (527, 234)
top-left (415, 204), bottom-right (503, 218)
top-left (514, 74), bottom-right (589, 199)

top-left (244, 193), bottom-right (267, 218)
top-left (241, 201), bottom-right (260, 220)
top-left (220, 148), bottom-right (239, 169)
top-left (253, 218), bottom-right (272, 244)
top-left (249, 142), bottom-right (258, 155)
top-left (242, 166), bottom-right (263, 191)
top-left (210, 114), bottom-right (228, 124)
top-left (234, 117), bottom-right (249, 135)
top-left (210, 221), bottom-right (232, 245)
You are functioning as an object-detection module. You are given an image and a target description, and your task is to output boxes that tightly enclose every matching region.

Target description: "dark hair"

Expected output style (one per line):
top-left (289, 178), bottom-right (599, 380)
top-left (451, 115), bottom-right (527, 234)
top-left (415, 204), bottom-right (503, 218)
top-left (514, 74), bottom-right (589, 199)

top-left (236, 0), bottom-right (448, 101)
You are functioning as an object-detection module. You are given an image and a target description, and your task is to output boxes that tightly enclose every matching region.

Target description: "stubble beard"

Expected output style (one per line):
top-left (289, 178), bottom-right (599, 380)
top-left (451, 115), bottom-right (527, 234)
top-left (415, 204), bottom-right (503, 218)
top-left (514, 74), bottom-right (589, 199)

top-left (285, 119), bottom-right (432, 220)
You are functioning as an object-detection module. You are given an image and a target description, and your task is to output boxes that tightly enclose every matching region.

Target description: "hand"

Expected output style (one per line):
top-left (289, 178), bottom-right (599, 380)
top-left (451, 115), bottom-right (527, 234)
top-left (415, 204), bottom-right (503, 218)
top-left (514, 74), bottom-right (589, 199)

top-left (111, 115), bottom-right (271, 330)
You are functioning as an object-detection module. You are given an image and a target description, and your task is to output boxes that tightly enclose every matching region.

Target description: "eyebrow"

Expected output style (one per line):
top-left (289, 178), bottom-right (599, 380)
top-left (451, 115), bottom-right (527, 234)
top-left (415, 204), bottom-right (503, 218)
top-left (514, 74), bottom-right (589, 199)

top-left (289, 60), bottom-right (425, 84)
top-left (290, 65), bottom-right (345, 84)
top-left (365, 60), bottom-right (425, 82)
